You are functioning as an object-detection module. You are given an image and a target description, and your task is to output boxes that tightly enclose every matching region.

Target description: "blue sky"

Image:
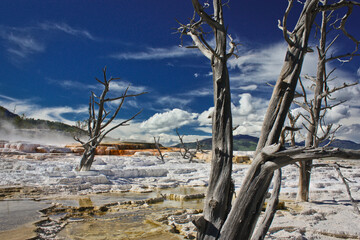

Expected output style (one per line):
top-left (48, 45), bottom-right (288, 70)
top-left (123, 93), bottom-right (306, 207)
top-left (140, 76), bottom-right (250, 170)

top-left (0, 0), bottom-right (360, 145)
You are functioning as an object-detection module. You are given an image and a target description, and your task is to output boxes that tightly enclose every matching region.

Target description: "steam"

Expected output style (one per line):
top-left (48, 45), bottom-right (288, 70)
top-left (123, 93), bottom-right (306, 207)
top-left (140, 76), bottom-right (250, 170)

top-left (0, 120), bottom-right (77, 146)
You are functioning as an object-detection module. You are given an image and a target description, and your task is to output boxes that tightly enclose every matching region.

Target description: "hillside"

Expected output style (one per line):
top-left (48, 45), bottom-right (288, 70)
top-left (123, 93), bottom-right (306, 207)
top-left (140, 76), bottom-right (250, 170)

top-left (174, 134), bottom-right (360, 151)
top-left (173, 134), bottom-right (259, 151)
top-left (0, 106), bottom-right (86, 137)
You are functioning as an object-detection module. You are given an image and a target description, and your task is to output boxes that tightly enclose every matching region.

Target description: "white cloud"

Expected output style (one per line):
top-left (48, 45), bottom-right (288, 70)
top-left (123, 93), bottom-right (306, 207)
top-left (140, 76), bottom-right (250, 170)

top-left (39, 22), bottom-right (95, 40)
top-left (109, 121), bottom-right (209, 146)
top-left (109, 81), bottom-right (148, 95)
top-left (237, 93), bottom-right (253, 115)
top-left (231, 94), bottom-right (268, 137)
top-left (357, 67), bottom-right (360, 77)
top-left (0, 22), bottom-right (95, 62)
top-left (3, 33), bottom-right (45, 59)
top-left (228, 42), bottom-right (319, 86)
top-left (195, 126), bottom-right (212, 134)
top-left (196, 93), bottom-right (267, 137)
top-left (184, 88), bottom-right (213, 97)
top-left (237, 84), bottom-right (258, 91)
top-left (140, 108), bottom-right (198, 134)
top-left (48, 78), bottom-right (148, 97)
top-left (194, 73), bottom-right (199, 78)
top-left (30, 106), bottom-right (88, 124)
top-left (0, 94), bottom-right (87, 125)
top-left (325, 105), bottom-right (350, 124)
top-left (155, 95), bottom-right (192, 108)
top-left (109, 46), bottom-right (200, 60)
top-left (197, 107), bottom-right (213, 126)
top-left (337, 124), bottom-right (360, 144)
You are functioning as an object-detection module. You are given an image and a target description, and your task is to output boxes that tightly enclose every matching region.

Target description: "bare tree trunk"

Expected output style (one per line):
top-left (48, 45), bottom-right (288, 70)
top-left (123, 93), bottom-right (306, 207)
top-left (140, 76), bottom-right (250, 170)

top-left (79, 150), bottom-right (95, 171)
top-left (251, 169), bottom-right (282, 240)
top-left (198, 54), bottom-right (234, 239)
top-left (75, 67), bottom-right (146, 171)
top-left (178, 1), bottom-right (235, 238)
top-left (256, 0), bottom-right (318, 153)
top-left (298, 4), bottom-right (327, 201)
top-left (220, 1), bottom-right (319, 239)
top-left (180, 0), bottom-right (359, 239)
top-left (297, 160), bottom-right (312, 201)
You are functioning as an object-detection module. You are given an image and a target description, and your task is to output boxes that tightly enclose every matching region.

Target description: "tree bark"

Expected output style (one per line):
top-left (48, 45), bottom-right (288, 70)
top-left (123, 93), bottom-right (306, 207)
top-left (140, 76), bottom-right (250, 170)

top-left (256, 0), bottom-right (319, 154)
top-left (297, 5), bottom-right (326, 201)
top-left (198, 55), bottom-right (234, 239)
top-left (179, 1), bottom-right (234, 239)
top-left (220, 1), bottom-right (320, 239)
top-left (251, 169), bottom-right (282, 240)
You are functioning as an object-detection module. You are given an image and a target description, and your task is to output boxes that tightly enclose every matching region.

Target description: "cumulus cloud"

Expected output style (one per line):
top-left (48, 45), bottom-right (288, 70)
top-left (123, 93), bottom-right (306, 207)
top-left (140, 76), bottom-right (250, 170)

top-left (140, 108), bottom-right (198, 134)
top-left (231, 93), bottom-right (268, 137)
top-left (196, 93), bottom-right (267, 137)
top-left (109, 46), bottom-right (200, 60)
top-left (197, 107), bottom-right (213, 127)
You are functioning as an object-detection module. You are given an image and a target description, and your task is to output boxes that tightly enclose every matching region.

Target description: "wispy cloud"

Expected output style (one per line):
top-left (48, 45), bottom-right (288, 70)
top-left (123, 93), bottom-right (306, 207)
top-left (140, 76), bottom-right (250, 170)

top-left (155, 95), bottom-right (192, 109)
top-left (0, 29), bottom-right (45, 59)
top-left (228, 42), bottom-right (319, 86)
top-left (39, 22), bottom-right (96, 40)
top-left (48, 78), bottom-right (149, 96)
top-left (0, 22), bottom-right (95, 63)
top-left (109, 46), bottom-right (200, 60)
top-left (0, 94), bottom-right (87, 125)
top-left (182, 87), bottom-right (213, 97)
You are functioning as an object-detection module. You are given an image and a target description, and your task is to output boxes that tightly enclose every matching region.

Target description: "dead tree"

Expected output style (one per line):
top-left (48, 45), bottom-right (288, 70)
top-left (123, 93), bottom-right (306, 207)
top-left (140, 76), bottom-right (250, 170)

top-left (178, 1), bottom-right (237, 237)
top-left (154, 136), bottom-right (166, 163)
top-left (176, 128), bottom-right (206, 162)
top-left (180, 1), bottom-right (360, 239)
top-left (74, 67), bottom-right (146, 171)
top-left (292, 0), bottom-right (359, 201)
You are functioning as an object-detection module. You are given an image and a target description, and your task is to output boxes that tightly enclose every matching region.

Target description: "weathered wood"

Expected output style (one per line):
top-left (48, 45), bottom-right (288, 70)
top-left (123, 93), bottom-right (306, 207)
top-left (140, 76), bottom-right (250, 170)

top-left (296, 1), bottom-right (359, 201)
top-left (251, 169), bottom-right (282, 240)
top-left (75, 67), bottom-right (146, 171)
top-left (178, 1), bottom-right (235, 239)
top-left (256, 0), bottom-right (319, 155)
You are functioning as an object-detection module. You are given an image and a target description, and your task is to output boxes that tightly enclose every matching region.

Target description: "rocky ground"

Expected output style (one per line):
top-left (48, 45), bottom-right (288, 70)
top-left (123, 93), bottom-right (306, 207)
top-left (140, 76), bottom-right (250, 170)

top-left (0, 141), bottom-right (360, 239)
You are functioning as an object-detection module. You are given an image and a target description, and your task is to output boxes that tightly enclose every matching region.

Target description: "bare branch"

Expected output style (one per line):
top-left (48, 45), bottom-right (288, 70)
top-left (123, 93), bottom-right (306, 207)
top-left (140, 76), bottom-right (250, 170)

top-left (191, 0), bottom-right (221, 29)
top-left (278, 0), bottom-right (295, 46)
top-left (316, 1), bottom-right (360, 12)
top-left (226, 34), bottom-right (238, 59)
top-left (154, 136), bottom-right (166, 163)
top-left (266, 146), bottom-right (360, 170)
top-left (333, 163), bottom-right (360, 214)
top-left (101, 109), bottom-right (143, 140)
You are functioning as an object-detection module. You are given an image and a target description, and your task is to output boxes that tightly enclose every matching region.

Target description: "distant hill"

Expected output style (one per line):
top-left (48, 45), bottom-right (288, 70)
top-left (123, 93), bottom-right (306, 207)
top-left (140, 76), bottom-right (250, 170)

top-left (173, 134), bottom-right (259, 151)
top-left (0, 105), bottom-right (86, 137)
top-left (174, 133), bottom-right (360, 151)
